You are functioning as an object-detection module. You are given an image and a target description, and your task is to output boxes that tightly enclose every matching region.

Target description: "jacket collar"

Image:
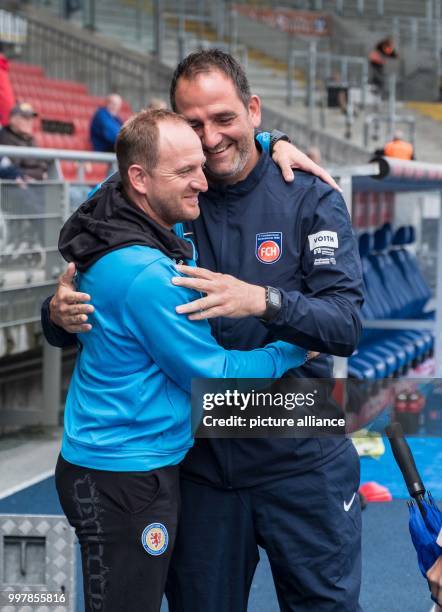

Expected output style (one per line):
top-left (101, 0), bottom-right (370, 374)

top-left (59, 176), bottom-right (194, 271)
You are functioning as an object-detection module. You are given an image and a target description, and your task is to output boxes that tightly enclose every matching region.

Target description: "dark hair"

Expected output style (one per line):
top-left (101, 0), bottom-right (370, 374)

top-left (170, 49), bottom-right (251, 111)
top-left (116, 108), bottom-right (187, 188)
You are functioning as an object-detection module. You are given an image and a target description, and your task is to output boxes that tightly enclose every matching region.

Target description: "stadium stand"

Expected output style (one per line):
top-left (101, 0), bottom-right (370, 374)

top-left (7, 60), bottom-right (132, 184)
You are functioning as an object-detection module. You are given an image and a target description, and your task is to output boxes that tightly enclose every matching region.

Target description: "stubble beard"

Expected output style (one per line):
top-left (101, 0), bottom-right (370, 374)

top-left (204, 136), bottom-right (253, 184)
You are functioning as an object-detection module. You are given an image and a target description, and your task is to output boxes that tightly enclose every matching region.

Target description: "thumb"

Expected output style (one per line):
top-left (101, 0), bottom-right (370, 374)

top-left (59, 262), bottom-right (77, 288)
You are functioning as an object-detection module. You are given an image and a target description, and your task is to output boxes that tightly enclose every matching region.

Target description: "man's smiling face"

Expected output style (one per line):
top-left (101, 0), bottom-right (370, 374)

top-left (174, 70), bottom-right (261, 185)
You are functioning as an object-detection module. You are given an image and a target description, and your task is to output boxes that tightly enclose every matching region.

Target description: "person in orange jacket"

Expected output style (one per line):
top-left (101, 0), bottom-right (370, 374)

top-left (383, 130), bottom-right (414, 160)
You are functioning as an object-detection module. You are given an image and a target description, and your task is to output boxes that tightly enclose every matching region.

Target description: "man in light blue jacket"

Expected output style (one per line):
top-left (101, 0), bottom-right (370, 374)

top-left (55, 108), bottom-right (308, 612)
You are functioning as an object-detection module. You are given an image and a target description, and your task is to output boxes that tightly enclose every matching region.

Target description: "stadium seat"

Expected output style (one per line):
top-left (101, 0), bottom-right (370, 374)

top-left (85, 163), bottom-right (108, 184)
top-left (60, 161), bottom-right (78, 181)
top-left (349, 226), bottom-right (433, 379)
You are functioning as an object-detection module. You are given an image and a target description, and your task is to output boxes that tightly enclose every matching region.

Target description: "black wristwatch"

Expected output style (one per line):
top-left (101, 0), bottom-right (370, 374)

top-left (269, 129), bottom-right (291, 155)
top-left (260, 286), bottom-right (282, 322)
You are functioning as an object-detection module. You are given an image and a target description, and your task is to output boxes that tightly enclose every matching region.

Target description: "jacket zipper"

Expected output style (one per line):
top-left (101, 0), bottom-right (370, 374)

top-left (218, 199), bottom-right (233, 488)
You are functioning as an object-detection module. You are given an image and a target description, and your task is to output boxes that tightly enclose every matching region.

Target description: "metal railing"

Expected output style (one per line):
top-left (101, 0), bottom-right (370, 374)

top-left (363, 75), bottom-right (416, 150)
top-left (286, 43), bottom-right (369, 109)
top-left (0, 145), bottom-right (115, 322)
top-left (0, 145), bottom-right (115, 428)
top-left (261, 104), bottom-right (369, 165)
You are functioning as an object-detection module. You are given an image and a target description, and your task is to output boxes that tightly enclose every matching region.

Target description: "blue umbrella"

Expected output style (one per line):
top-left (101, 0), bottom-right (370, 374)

top-left (408, 497), bottom-right (442, 581)
top-left (386, 423), bottom-right (442, 606)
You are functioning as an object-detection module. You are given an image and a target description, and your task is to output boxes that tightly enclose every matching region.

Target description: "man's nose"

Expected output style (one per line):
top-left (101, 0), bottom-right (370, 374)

top-left (191, 169), bottom-right (208, 192)
top-left (201, 124), bottom-right (222, 150)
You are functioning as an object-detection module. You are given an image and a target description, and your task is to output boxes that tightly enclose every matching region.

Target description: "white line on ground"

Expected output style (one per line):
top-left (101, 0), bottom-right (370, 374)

top-left (0, 468), bottom-right (54, 501)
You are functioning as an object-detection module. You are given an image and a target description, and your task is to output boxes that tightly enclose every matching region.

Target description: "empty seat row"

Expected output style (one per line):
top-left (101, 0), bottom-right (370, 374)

top-left (13, 86), bottom-right (103, 106)
top-left (60, 161), bottom-right (109, 184)
top-left (349, 223), bottom-right (433, 380)
top-left (35, 132), bottom-right (92, 150)
top-left (9, 61), bottom-right (44, 77)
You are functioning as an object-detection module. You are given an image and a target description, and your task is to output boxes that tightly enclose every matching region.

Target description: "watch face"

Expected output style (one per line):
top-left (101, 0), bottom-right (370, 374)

top-left (268, 288), bottom-right (281, 307)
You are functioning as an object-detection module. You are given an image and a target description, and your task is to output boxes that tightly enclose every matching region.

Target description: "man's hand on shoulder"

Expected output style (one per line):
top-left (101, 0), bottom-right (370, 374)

top-left (172, 265), bottom-right (266, 320)
top-left (50, 262), bottom-right (94, 333)
top-left (272, 140), bottom-right (342, 192)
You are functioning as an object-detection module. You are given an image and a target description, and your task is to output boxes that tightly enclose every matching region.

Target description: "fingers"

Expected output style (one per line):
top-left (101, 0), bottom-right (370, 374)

top-left (174, 264), bottom-right (216, 280)
top-left (171, 276), bottom-right (213, 293)
top-left (176, 295), bottom-right (219, 315)
top-left (278, 160), bottom-right (295, 183)
top-left (61, 303), bottom-right (94, 316)
top-left (62, 291), bottom-right (93, 306)
top-left (315, 168), bottom-right (342, 193)
top-left (65, 323), bottom-right (93, 334)
top-left (188, 307), bottom-right (224, 320)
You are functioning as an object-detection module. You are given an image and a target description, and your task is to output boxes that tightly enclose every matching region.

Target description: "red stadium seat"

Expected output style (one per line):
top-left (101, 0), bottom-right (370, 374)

top-left (85, 162), bottom-right (108, 184)
top-left (61, 161), bottom-right (78, 181)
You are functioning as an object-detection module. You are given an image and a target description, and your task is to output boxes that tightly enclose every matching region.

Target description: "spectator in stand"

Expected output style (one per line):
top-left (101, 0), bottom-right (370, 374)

top-left (0, 102), bottom-right (48, 180)
top-left (90, 93), bottom-right (123, 152)
top-left (0, 42), bottom-right (15, 127)
top-left (383, 130), bottom-right (414, 160)
top-left (369, 36), bottom-right (398, 93)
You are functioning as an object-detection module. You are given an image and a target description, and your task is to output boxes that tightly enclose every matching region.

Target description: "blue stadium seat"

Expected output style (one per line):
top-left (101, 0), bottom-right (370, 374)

top-left (349, 225), bottom-right (433, 379)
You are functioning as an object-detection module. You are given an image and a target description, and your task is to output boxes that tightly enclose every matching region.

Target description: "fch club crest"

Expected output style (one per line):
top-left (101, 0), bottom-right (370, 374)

top-left (141, 523), bottom-right (169, 556)
top-left (256, 232), bottom-right (282, 264)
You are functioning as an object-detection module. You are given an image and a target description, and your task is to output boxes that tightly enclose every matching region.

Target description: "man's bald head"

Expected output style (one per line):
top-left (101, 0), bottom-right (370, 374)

top-left (106, 94), bottom-right (122, 116)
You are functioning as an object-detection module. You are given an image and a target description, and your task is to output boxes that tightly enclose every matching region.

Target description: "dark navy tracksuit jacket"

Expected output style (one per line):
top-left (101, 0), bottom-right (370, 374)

top-left (179, 150), bottom-right (364, 489)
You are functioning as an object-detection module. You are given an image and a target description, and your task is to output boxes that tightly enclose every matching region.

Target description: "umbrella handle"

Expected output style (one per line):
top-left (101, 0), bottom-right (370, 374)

top-left (385, 422), bottom-right (426, 511)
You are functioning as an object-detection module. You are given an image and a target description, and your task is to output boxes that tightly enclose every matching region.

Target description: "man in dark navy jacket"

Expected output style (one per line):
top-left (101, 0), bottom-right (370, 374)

top-left (42, 51), bottom-right (363, 612)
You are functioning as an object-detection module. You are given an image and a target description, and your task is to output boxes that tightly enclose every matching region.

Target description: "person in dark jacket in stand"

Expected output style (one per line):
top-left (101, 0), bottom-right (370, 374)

top-left (41, 50), bottom-right (363, 612)
top-left (0, 102), bottom-right (48, 250)
top-left (0, 102), bottom-right (48, 180)
top-left (368, 36), bottom-right (398, 93)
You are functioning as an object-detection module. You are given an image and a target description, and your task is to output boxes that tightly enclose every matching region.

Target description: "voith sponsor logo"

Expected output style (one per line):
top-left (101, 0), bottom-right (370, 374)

top-left (256, 232), bottom-right (282, 264)
top-left (308, 230), bottom-right (338, 251)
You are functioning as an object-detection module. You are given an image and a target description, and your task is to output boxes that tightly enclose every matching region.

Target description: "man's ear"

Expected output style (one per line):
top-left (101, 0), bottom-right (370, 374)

top-left (127, 164), bottom-right (148, 195)
top-left (248, 95), bottom-right (261, 129)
